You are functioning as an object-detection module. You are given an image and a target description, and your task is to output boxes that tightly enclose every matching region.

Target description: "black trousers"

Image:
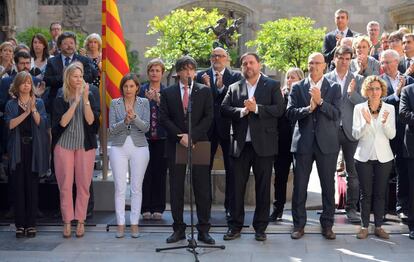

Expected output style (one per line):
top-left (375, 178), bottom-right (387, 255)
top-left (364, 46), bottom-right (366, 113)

top-left (355, 160), bottom-right (392, 228)
top-left (338, 128), bottom-right (359, 211)
top-left (395, 157), bottom-right (409, 214)
top-left (229, 143), bottom-right (273, 233)
top-left (292, 143), bottom-right (337, 229)
top-left (404, 159), bottom-right (414, 231)
top-left (272, 152), bottom-right (292, 210)
top-left (168, 160), bottom-right (211, 233)
top-left (142, 139), bottom-right (167, 214)
top-left (209, 136), bottom-right (233, 211)
top-left (14, 140), bottom-right (39, 228)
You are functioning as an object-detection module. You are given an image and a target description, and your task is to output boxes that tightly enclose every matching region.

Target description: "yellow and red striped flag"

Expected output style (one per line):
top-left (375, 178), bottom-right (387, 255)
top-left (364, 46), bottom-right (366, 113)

top-left (102, 0), bottom-right (129, 108)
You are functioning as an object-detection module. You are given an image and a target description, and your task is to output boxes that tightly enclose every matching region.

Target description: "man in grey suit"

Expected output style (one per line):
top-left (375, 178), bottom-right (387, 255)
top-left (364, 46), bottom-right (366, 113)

top-left (325, 46), bottom-right (365, 223)
top-left (287, 52), bottom-right (342, 240)
top-left (221, 52), bottom-right (284, 241)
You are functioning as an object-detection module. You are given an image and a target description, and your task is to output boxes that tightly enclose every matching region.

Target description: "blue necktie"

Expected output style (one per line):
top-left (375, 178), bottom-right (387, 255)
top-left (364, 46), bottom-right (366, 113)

top-left (64, 56), bottom-right (71, 67)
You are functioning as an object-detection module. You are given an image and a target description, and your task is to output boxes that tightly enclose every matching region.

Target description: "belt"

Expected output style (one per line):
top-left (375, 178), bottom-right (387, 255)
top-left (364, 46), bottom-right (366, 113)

top-left (21, 136), bottom-right (33, 144)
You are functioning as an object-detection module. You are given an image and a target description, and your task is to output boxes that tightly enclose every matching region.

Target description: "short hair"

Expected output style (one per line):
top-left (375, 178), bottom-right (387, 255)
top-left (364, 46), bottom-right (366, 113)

top-left (5, 37), bottom-right (17, 46)
top-left (57, 31), bottom-right (77, 48)
top-left (84, 33), bottom-right (102, 52)
top-left (50, 22), bottom-right (62, 31)
top-left (14, 51), bottom-right (31, 64)
top-left (389, 31), bottom-right (404, 42)
top-left (240, 52), bottom-right (260, 64)
top-left (14, 43), bottom-right (30, 56)
top-left (335, 9), bottom-right (349, 18)
top-left (30, 33), bottom-right (49, 61)
top-left (367, 21), bottom-right (380, 29)
top-left (62, 63), bottom-right (85, 102)
top-left (284, 67), bottom-right (304, 89)
top-left (380, 49), bottom-right (400, 61)
top-left (361, 75), bottom-right (388, 98)
top-left (119, 73), bottom-right (140, 97)
top-left (175, 56), bottom-right (197, 72)
top-left (146, 58), bottom-right (165, 75)
top-left (334, 46), bottom-right (353, 57)
top-left (352, 35), bottom-right (372, 50)
top-left (403, 33), bottom-right (414, 41)
top-left (9, 71), bottom-right (34, 98)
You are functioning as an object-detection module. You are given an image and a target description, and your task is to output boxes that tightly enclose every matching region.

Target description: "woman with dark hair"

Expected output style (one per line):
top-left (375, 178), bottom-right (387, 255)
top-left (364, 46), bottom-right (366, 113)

top-left (352, 75), bottom-right (396, 239)
top-left (139, 58), bottom-right (168, 220)
top-left (52, 63), bottom-right (100, 238)
top-left (4, 71), bottom-right (48, 238)
top-left (109, 73), bottom-right (150, 238)
top-left (30, 33), bottom-right (50, 79)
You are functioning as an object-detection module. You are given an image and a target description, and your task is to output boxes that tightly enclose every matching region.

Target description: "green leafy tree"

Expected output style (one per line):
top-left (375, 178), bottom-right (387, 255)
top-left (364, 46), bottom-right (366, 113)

top-left (145, 8), bottom-right (238, 84)
top-left (246, 17), bottom-right (326, 73)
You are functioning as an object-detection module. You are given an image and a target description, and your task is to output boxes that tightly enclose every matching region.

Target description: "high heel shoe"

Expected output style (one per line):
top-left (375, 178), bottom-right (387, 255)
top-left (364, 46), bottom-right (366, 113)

top-left (76, 221), bottom-right (85, 238)
top-left (131, 224), bottom-right (139, 238)
top-left (116, 225), bottom-right (125, 238)
top-left (63, 223), bottom-right (71, 238)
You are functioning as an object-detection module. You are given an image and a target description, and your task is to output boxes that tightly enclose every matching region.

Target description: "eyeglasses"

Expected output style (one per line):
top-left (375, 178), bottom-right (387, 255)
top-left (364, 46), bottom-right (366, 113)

top-left (367, 87), bottom-right (382, 91)
top-left (380, 60), bottom-right (395, 65)
top-left (210, 54), bottom-right (226, 59)
top-left (389, 39), bottom-right (401, 43)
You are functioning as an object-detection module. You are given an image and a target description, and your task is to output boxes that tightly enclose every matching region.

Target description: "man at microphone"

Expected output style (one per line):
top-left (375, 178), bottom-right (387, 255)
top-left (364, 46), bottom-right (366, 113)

top-left (159, 56), bottom-right (214, 244)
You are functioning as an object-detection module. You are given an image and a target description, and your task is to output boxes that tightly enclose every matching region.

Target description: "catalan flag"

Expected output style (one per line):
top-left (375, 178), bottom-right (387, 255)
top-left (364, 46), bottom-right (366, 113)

top-left (102, 0), bottom-right (129, 107)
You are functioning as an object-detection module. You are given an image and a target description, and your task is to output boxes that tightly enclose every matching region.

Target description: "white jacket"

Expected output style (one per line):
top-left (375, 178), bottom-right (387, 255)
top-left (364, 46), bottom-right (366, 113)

top-left (352, 101), bottom-right (396, 163)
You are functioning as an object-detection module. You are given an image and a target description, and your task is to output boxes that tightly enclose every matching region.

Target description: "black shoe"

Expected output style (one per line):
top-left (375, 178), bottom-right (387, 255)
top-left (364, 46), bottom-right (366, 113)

top-left (223, 229), bottom-right (241, 241)
top-left (26, 227), bottom-right (36, 238)
top-left (269, 208), bottom-right (283, 222)
top-left (322, 227), bottom-right (336, 240)
top-left (166, 231), bottom-right (186, 243)
top-left (291, 227), bottom-right (305, 240)
top-left (198, 232), bottom-right (215, 244)
top-left (409, 231), bottom-right (414, 240)
top-left (16, 228), bottom-right (25, 238)
top-left (255, 232), bottom-right (267, 241)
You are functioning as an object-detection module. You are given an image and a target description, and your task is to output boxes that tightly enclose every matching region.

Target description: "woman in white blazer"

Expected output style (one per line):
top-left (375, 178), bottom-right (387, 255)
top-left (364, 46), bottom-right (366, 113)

top-left (352, 75), bottom-right (396, 240)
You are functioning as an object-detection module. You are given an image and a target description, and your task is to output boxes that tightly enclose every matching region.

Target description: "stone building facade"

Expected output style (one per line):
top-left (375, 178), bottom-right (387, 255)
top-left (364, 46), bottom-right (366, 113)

top-left (1, 0), bottom-right (414, 78)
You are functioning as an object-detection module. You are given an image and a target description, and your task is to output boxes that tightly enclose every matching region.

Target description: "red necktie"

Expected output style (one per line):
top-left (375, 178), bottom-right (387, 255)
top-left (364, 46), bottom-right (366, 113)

top-left (182, 85), bottom-right (189, 112)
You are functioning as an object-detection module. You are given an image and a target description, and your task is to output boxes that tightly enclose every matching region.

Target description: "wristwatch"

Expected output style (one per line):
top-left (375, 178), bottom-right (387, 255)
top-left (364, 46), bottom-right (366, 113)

top-left (84, 101), bottom-right (90, 106)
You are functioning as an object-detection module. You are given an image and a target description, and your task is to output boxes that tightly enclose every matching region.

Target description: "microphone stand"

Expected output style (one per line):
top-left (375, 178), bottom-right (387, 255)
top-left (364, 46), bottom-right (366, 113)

top-left (156, 77), bottom-right (225, 261)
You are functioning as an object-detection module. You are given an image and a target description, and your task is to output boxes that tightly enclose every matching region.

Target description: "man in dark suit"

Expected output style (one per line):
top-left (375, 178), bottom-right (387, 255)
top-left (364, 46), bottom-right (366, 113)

top-left (399, 82), bottom-right (414, 240)
top-left (159, 56), bottom-right (214, 244)
top-left (287, 52), bottom-right (342, 240)
top-left (323, 9), bottom-right (356, 67)
top-left (48, 22), bottom-right (62, 56)
top-left (325, 46), bottom-right (365, 223)
top-left (399, 33), bottom-right (414, 78)
top-left (44, 31), bottom-right (98, 113)
top-left (196, 47), bottom-right (242, 219)
top-left (381, 49), bottom-right (414, 220)
top-left (221, 52), bottom-right (284, 241)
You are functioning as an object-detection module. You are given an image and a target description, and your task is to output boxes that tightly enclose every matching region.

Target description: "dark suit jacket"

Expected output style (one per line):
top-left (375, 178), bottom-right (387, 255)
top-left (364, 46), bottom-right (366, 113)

top-left (324, 71), bottom-right (365, 142)
top-left (159, 82), bottom-right (213, 160)
top-left (286, 77), bottom-right (342, 154)
top-left (399, 83), bottom-right (414, 158)
top-left (398, 58), bottom-right (414, 78)
top-left (44, 53), bottom-right (98, 101)
top-left (382, 74), bottom-right (414, 156)
top-left (221, 75), bottom-right (285, 158)
top-left (196, 67), bottom-right (242, 140)
top-left (323, 29), bottom-right (355, 65)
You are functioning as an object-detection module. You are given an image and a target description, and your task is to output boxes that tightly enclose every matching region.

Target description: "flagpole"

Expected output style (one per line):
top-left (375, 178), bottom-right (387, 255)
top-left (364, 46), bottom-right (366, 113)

top-left (101, 0), bottom-right (108, 180)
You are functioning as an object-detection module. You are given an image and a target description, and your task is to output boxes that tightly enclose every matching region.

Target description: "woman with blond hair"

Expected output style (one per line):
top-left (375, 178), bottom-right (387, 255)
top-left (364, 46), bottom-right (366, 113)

top-left (5, 71), bottom-right (48, 238)
top-left (352, 75), bottom-right (395, 239)
top-left (80, 33), bottom-right (102, 87)
top-left (350, 35), bottom-right (380, 77)
top-left (0, 41), bottom-right (16, 78)
top-left (52, 63), bottom-right (100, 238)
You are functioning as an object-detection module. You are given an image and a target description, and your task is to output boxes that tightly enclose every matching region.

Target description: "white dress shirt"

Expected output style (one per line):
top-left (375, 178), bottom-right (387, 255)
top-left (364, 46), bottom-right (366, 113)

top-left (241, 75), bottom-right (261, 142)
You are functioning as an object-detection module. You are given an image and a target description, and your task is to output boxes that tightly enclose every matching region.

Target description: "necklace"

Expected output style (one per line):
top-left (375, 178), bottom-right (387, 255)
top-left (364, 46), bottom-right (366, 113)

top-left (18, 98), bottom-right (29, 110)
top-left (368, 100), bottom-right (382, 114)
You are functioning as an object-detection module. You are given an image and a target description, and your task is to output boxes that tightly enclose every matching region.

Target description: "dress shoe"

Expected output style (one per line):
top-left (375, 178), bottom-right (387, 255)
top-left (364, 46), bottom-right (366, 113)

top-left (374, 227), bottom-right (389, 239)
top-left (131, 224), bottom-right (139, 238)
top-left (15, 227), bottom-right (25, 238)
top-left (198, 232), bottom-right (215, 244)
top-left (76, 221), bottom-right (85, 238)
top-left (398, 212), bottom-right (408, 222)
top-left (322, 227), bottom-right (336, 240)
top-left (291, 228), bottom-right (304, 240)
top-left (409, 231), bottom-right (414, 240)
top-left (166, 231), bottom-right (186, 243)
top-left (356, 228), bottom-right (368, 239)
top-left (269, 208), bottom-right (283, 222)
top-left (152, 212), bottom-right (163, 220)
top-left (142, 212), bottom-right (152, 220)
top-left (346, 209), bottom-right (361, 224)
top-left (223, 229), bottom-right (241, 241)
top-left (255, 232), bottom-right (267, 241)
top-left (116, 225), bottom-right (125, 238)
top-left (26, 227), bottom-right (37, 238)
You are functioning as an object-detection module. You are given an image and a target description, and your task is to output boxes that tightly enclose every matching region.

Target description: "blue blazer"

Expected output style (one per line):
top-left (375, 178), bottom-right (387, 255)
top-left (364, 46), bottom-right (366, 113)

top-left (287, 77), bottom-right (342, 154)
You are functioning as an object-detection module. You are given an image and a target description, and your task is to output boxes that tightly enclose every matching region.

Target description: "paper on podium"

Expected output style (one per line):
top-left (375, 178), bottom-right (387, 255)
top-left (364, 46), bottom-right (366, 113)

top-left (175, 141), bottom-right (210, 166)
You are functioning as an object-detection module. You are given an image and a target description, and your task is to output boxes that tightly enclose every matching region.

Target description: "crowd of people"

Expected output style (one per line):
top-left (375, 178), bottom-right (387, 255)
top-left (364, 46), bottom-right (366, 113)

top-left (1, 7), bottom-right (414, 245)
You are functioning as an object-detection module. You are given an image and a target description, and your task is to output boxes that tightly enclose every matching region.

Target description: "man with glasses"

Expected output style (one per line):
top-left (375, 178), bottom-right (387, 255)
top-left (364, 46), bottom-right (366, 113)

top-left (388, 31), bottom-right (405, 58)
top-left (287, 53), bottom-right (342, 240)
top-left (381, 49), bottom-right (414, 221)
top-left (196, 47), bottom-right (241, 219)
top-left (48, 22), bottom-right (62, 56)
top-left (325, 46), bottom-right (365, 224)
top-left (367, 21), bottom-right (381, 58)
